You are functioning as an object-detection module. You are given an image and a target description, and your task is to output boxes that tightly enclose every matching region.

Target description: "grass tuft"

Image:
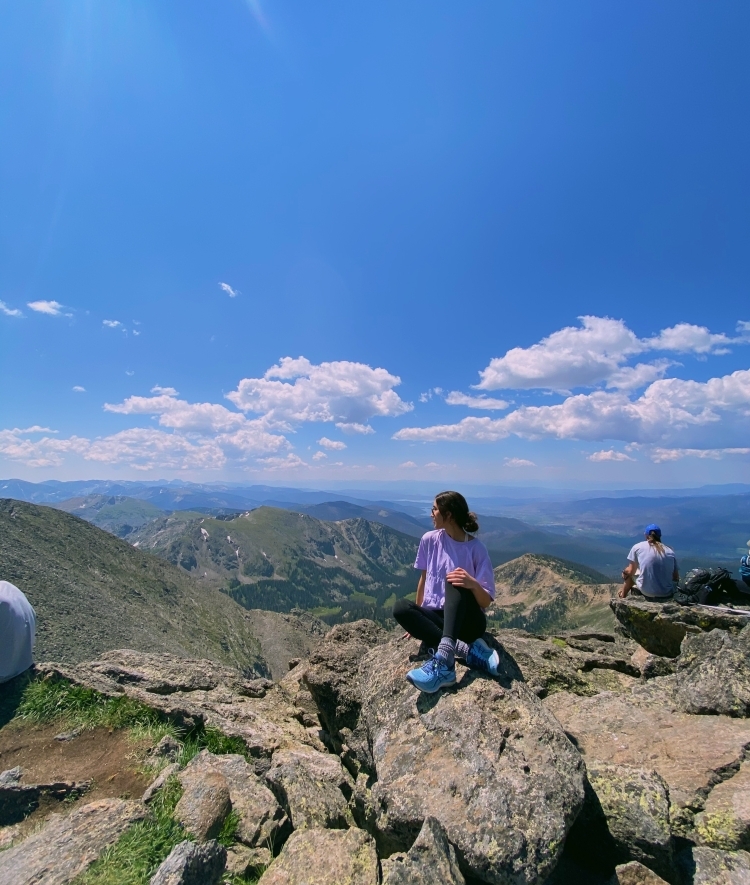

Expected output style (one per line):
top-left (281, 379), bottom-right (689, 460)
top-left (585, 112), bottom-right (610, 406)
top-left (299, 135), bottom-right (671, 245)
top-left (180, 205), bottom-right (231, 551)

top-left (74, 776), bottom-right (184, 885)
top-left (18, 679), bottom-right (163, 732)
top-left (217, 809), bottom-right (241, 847)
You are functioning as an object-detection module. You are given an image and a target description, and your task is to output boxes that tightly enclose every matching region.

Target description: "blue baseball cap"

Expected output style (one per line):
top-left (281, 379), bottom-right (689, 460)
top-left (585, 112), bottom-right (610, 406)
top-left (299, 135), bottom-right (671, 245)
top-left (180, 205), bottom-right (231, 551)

top-left (644, 524), bottom-right (661, 537)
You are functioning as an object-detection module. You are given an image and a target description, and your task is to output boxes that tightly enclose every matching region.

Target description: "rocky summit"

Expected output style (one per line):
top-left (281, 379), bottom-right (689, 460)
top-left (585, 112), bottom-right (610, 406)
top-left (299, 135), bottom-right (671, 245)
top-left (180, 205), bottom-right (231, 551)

top-left (1, 599), bottom-right (750, 884)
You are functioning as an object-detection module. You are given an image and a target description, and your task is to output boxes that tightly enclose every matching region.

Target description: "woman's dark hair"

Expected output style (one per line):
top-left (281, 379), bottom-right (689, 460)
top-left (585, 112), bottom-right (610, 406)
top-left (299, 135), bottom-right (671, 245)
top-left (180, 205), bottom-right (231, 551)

top-left (435, 491), bottom-right (479, 534)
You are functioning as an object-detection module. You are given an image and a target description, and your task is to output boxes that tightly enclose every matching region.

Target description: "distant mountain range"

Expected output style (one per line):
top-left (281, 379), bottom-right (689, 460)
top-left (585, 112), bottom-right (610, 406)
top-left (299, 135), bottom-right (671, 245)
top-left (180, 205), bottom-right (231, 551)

top-left (130, 506), bottom-right (419, 624)
top-left (489, 554), bottom-right (617, 634)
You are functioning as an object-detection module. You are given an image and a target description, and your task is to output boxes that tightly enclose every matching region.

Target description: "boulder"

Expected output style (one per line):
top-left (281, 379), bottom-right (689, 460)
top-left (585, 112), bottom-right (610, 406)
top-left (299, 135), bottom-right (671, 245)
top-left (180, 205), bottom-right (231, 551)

top-left (381, 816), bottom-right (465, 884)
top-left (610, 861), bottom-right (670, 884)
top-left (305, 622), bottom-right (586, 885)
top-left (257, 826), bottom-right (379, 885)
top-left (179, 750), bottom-right (289, 848)
top-left (629, 647), bottom-right (674, 680)
top-left (265, 746), bottom-right (354, 830)
top-left (694, 759), bottom-right (750, 851)
top-left (610, 599), bottom-right (749, 658)
top-left (566, 763), bottom-right (674, 881)
top-left (0, 797), bottom-right (146, 885)
top-left (174, 770), bottom-right (231, 841)
top-left (676, 846), bottom-right (750, 885)
top-left (149, 839), bottom-right (226, 885)
top-left (669, 626), bottom-right (750, 717)
top-left (226, 843), bottom-right (273, 878)
top-left (545, 690), bottom-right (750, 835)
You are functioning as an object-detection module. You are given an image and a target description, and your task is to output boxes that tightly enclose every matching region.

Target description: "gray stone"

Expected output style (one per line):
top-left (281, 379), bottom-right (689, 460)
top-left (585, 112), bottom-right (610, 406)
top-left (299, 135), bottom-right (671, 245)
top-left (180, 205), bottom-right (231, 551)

top-left (54, 727), bottom-right (82, 741)
top-left (0, 779), bottom-right (92, 826)
top-left (179, 750), bottom-right (289, 848)
top-left (610, 861), bottom-right (670, 884)
top-left (630, 646), bottom-right (674, 680)
top-left (174, 770), bottom-right (231, 841)
top-left (0, 766), bottom-right (22, 785)
top-left (142, 763), bottom-right (182, 803)
top-left (265, 746), bottom-right (354, 830)
top-left (545, 689), bottom-right (750, 836)
top-left (610, 598), bottom-right (749, 658)
top-left (676, 846), bottom-right (750, 885)
top-left (147, 734), bottom-right (182, 763)
top-left (694, 760), bottom-right (750, 851)
top-left (226, 843), bottom-right (272, 878)
top-left (149, 839), bottom-right (226, 885)
top-left (305, 621), bottom-right (586, 885)
top-left (257, 827), bottom-right (378, 885)
top-left (0, 797), bottom-right (146, 885)
top-left (0, 823), bottom-right (21, 850)
top-left (381, 816), bottom-right (465, 884)
top-left (566, 764), bottom-right (675, 881)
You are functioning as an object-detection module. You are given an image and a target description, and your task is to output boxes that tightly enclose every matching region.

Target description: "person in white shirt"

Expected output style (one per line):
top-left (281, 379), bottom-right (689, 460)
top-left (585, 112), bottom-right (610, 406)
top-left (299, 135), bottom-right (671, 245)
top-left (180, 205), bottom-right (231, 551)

top-left (0, 580), bottom-right (36, 683)
top-left (618, 524), bottom-right (679, 601)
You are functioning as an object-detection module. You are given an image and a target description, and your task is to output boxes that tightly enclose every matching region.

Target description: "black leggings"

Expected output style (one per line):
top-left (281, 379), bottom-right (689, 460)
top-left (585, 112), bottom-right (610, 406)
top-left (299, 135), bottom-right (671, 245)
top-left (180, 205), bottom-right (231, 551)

top-left (392, 580), bottom-right (487, 648)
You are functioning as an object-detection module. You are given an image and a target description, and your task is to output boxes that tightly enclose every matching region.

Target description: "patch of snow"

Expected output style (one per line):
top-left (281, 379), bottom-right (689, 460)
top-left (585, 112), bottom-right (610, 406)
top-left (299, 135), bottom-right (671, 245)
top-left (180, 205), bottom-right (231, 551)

top-left (201, 528), bottom-right (209, 540)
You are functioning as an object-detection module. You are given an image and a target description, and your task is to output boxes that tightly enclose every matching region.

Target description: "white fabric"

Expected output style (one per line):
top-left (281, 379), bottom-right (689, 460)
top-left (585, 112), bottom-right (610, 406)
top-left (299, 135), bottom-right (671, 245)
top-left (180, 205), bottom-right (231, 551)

top-left (0, 581), bottom-right (36, 683)
top-left (627, 541), bottom-right (678, 598)
top-left (414, 529), bottom-right (496, 610)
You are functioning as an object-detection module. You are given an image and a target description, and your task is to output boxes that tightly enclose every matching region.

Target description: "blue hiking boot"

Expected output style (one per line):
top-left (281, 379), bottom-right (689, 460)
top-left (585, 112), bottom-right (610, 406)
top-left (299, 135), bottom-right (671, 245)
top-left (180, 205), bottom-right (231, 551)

top-left (406, 653), bottom-right (457, 693)
top-left (466, 637), bottom-right (500, 676)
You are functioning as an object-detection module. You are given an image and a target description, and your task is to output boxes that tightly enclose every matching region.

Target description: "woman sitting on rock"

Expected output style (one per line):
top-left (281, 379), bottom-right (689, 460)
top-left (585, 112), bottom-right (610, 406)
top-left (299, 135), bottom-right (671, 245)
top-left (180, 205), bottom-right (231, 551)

top-left (618, 524), bottom-right (679, 602)
top-left (392, 491), bottom-right (499, 693)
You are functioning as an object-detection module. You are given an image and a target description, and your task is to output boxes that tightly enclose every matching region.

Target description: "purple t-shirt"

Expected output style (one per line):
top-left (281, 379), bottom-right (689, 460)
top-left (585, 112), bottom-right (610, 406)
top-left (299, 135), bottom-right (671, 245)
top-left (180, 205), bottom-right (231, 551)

top-left (414, 529), bottom-right (495, 610)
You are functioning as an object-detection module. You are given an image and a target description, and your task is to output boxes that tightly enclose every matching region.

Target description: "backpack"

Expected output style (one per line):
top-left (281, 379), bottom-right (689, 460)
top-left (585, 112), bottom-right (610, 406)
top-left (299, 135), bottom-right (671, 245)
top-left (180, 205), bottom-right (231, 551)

top-left (674, 567), bottom-right (736, 606)
top-left (740, 554), bottom-right (750, 587)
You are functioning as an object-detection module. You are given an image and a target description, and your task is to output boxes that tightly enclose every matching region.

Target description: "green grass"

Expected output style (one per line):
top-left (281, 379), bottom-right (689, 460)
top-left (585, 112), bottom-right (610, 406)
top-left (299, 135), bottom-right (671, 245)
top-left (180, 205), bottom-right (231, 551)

top-left (74, 776), bottom-right (184, 885)
top-left (217, 810), bottom-right (241, 847)
top-left (17, 679), bottom-right (165, 732)
top-left (350, 591), bottom-right (377, 605)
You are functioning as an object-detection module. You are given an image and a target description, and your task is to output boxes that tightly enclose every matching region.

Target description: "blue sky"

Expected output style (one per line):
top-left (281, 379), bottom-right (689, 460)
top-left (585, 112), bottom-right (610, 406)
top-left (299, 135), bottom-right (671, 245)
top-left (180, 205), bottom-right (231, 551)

top-left (1, 1), bottom-right (749, 488)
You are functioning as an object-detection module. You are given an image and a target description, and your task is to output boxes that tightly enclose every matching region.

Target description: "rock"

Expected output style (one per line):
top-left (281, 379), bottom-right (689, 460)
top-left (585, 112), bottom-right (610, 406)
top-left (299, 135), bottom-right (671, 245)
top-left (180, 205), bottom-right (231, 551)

top-left (610, 598), bottom-right (749, 658)
top-left (54, 727), bottom-right (82, 741)
top-left (174, 770), bottom-right (231, 841)
top-left (629, 647), bottom-right (674, 680)
top-left (0, 779), bottom-right (92, 826)
top-left (545, 690), bottom-right (750, 836)
top-left (265, 746), bottom-right (354, 830)
top-left (381, 816), bottom-right (466, 884)
top-left (37, 650), bottom-right (321, 769)
top-left (257, 826), bottom-right (379, 885)
top-left (148, 734), bottom-right (182, 763)
top-left (566, 764), bottom-right (674, 881)
top-left (179, 750), bottom-right (289, 848)
top-left (305, 621), bottom-right (586, 885)
top-left (0, 797), bottom-right (146, 885)
top-left (149, 839), bottom-right (226, 885)
top-left (226, 843), bottom-right (272, 878)
top-left (288, 658), bottom-right (301, 671)
top-left (495, 630), bottom-right (639, 699)
top-left (0, 766), bottom-right (22, 785)
top-left (0, 823), bottom-right (21, 850)
top-left (694, 759), bottom-right (750, 851)
top-left (669, 626), bottom-right (750, 717)
top-left (142, 763), bottom-right (182, 803)
top-left (676, 846), bottom-right (750, 885)
top-left (610, 861), bottom-right (670, 884)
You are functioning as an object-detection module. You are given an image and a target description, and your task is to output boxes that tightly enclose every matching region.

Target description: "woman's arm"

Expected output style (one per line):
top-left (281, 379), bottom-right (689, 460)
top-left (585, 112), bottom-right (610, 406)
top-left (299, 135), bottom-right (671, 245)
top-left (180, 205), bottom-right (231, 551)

top-left (416, 570), bottom-right (426, 606)
top-left (446, 568), bottom-right (493, 609)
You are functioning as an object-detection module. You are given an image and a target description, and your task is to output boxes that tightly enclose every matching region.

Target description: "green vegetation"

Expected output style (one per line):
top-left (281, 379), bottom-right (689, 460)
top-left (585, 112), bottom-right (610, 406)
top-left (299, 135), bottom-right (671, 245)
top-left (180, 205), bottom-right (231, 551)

top-left (217, 810), bottom-right (241, 847)
top-left (74, 776), bottom-right (184, 885)
top-left (54, 495), bottom-right (166, 539)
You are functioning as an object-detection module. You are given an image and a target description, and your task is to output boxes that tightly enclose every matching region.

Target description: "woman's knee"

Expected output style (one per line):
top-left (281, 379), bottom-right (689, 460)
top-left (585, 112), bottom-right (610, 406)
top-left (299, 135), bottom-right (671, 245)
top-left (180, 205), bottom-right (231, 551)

top-left (392, 597), bottom-right (413, 622)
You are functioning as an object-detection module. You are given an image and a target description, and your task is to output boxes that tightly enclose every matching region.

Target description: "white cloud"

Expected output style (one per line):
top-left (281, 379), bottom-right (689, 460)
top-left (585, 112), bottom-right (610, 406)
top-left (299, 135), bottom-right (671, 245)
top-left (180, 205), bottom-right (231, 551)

top-left (738, 321), bottom-right (750, 335)
top-left (103, 320), bottom-right (122, 328)
top-left (477, 316), bottom-right (641, 391)
top-left (72, 386), bottom-right (86, 393)
top-left (27, 300), bottom-right (64, 316)
top-left (649, 447), bottom-right (750, 463)
top-left (399, 461), bottom-right (417, 468)
top-left (220, 282), bottom-right (239, 298)
top-left (317, 437), bottom-right (347, 451)
top-left (151, 386), bottom-right (178, 396)
top-left (312, 451), bottom-right (327, 461)
top-left (126, 370), bottom-right (135, 376)
top-left (605, 360), bottom-right (674, 391)
top-left (476, 316), bottom-right (749, 393)
top-left (227, 357), bottom-right (411, 430)
top-left (256, 453), bottom-right (307, 470)
top-left (503, 457), bottom-right (535, 467)
top-left (445, 392), bottom-right (510, 410)
top-left (86, 428), bottom-right (226, 471)
top-left (336, 422), bottom-right (376, 435)
top-left (588, 450), bottom-right (635, 462)
top-left (133, 330), bottom-right (141, 336)
top-left (645, 323), bottom-right (733, 354)
top-left (419, 387), bottom-right (443, 403)
top-left (0, 429), bottom-right (88, 468)
top-left (0, 301), bottom-right (22, 317)
top-left (394, 368), bottom-right (750, 452)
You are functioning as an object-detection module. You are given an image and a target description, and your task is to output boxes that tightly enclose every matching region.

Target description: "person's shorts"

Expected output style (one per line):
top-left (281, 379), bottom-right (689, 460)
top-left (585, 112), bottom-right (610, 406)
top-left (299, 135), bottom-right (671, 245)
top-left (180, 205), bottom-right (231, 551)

top-left (631, 589), bottom-right (673, 603)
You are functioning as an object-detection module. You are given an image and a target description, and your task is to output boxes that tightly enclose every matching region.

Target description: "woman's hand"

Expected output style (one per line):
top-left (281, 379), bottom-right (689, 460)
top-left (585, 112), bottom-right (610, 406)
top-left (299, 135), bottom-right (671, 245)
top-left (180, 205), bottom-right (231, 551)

top-left (446, 567), bottom-right (479, 591)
